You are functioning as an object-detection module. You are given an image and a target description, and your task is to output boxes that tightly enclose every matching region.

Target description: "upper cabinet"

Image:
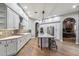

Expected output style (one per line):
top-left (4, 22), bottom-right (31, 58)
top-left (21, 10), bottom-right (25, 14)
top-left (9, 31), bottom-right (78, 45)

top-left (0, 4), bottom-right (7, 29)
top-left (0, 3), bottom-right (20, 29)
top-left (13, 11), bottom-right (20, 29)
top-left (0, 3), bottom-right (27, 30)
top-left (7, 8), bottom-right (14, 29)
top-left (7, 7), bottom-right (20, 29)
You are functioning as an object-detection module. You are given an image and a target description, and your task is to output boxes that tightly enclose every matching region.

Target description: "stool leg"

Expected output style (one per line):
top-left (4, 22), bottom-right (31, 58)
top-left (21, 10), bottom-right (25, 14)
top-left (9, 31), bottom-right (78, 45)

top-left (38, 38), bottom-right (40, 47)
top-left (48, 38), bottom-right (51, 50)
top-left (41, 38), bottom-right (42, 50)
top-left (56, 45), bottom-right (57, 49)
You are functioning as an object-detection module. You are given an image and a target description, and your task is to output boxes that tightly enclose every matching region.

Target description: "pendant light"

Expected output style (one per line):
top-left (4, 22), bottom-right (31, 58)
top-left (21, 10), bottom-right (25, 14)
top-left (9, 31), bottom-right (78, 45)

top-left (42, 10), bottom-right (45, 22)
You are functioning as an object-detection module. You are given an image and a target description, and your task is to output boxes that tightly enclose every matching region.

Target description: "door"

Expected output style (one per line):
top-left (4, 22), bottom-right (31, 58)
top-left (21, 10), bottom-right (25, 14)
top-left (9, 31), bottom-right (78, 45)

top-left (0, 41), bottom-right (6, 56)
top-left (6, 39), bottom-right (17, 56)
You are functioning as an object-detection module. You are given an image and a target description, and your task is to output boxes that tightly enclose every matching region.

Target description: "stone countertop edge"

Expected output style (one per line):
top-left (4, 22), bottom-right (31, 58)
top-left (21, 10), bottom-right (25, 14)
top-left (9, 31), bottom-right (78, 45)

top-left (0, 33), bottom-right (31, 41)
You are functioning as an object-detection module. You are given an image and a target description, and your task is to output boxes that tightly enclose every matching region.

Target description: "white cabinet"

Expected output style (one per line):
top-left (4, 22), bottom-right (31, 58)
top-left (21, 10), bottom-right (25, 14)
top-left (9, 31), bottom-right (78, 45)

top-left (0, 4), bottom-right (20, 29)
top-left (17, 36), bottom-right (26, 51)
top-left (6, 39), bottom-right (17, 56)
top-left (0, 33), bottom-right (31, 56)
top-left (13, 12), bottom-right (20, 29)
top-left (7, 8), bottom-right (14, 29)
top-left (0, 41), bottom-right (6, 56)
top-left (17, 37), bottom-right (22, 51)
top-left (0, 4), bottom-right (7, 29)
top-left (7, 7), bottom-right (20, 29)
top-left (17, 34), bottom-right (31, 52)
top-left (0, 39), bottom-right (17, 56)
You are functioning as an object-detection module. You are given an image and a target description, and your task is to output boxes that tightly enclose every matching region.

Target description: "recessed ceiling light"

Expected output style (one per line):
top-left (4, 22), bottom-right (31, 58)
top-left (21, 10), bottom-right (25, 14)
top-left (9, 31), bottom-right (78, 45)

top-left (72, 5), bottom-right (77, 8)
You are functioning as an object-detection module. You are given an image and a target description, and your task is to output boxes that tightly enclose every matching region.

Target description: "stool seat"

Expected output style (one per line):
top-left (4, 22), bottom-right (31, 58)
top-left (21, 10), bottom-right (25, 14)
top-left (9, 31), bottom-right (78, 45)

top-left (50, 39), bottom-right (57, 49)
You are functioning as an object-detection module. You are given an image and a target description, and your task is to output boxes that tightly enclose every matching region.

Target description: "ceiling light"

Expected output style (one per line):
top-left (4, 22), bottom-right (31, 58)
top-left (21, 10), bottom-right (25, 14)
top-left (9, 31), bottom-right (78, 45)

top-left (72, 5), bottom-right (77, 8)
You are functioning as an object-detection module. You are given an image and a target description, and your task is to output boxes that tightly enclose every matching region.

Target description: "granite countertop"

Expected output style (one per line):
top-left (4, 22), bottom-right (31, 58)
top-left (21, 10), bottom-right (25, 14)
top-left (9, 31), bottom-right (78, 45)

top-left (0, 35), bottom-right (22, 41)
top-left (18, 33), bottom-right (31, 35)
top-left (15, 33), bottom-right (31, 35)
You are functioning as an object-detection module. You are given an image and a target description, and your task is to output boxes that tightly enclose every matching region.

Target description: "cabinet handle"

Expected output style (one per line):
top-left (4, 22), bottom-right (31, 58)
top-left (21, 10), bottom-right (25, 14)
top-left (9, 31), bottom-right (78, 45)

top-left (0, 42), bottom-right (1, 44)
top-left (6, 44), bottom-right (8, 46)
top-left (4, 45), bottom-right (6, 47)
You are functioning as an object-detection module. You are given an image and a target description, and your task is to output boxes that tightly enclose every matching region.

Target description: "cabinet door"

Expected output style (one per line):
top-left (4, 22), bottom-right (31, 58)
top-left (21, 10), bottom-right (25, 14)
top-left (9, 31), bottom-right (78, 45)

top-left (7, 8), bottom-right (14, 29)
top-left (27, 34), bottom-right (31, 41)
top-left (0, 4), bottom-right (7, 29)
top-left (17, 37), bottom-right (22, 51)
top-left (6, 39), bottom-right (17, 56)
top-left (13, 12), bottom-right (20, 29)
top-left (24, 35), bottom-right (29, 43)
top-left (0, 41), bottom-right (6, 56)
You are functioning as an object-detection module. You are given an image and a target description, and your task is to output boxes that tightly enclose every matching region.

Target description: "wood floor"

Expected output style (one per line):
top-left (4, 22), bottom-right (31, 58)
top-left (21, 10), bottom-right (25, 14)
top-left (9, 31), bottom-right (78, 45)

top-left (17, 38), bottom-right (79, 56)
top-left (63, 37), bottom-right (76, 43)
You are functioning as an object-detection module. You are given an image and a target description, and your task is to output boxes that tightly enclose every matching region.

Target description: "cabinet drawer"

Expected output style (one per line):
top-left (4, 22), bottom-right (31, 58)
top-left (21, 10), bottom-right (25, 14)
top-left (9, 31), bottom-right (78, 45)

top-left (7, 39), bottom-right (16, 44)
top-left (0, 41), bottom-right (6, 45)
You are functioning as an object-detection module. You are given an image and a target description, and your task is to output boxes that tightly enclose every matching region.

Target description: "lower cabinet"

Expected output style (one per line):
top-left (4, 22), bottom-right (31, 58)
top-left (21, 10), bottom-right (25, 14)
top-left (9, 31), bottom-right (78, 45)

top-left (6, 39), bottom-right (17, 56)
top-left (17, 37), bottom-right (23, 51)
top-left (17, 34), bottom-right (31, 52)
top-left (17, 35), bottom-right (28, 51)
top-left (0, 39), bottom-right (17, 56)
top-left (0, 33), bottom-right (31, 56)
top-left (0, 41), bottom-right (6, 56)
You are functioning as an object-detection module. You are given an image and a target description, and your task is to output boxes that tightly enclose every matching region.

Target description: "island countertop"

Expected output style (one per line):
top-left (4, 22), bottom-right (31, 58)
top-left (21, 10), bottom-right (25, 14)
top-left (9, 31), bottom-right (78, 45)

top-left (38, 33), bottom-right (55, 38)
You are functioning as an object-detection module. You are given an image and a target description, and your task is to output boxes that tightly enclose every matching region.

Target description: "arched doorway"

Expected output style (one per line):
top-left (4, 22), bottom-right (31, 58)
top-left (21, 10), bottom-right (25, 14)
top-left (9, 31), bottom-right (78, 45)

top-left (35, 22), bottom-right (39, 37)
top-left (63, 17), bottom-right (76, 43)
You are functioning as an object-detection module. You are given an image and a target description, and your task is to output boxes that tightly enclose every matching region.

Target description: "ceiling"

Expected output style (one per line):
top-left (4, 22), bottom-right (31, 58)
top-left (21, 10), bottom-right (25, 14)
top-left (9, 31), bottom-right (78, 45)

top-left (20, 3), bottom-right (79, 20)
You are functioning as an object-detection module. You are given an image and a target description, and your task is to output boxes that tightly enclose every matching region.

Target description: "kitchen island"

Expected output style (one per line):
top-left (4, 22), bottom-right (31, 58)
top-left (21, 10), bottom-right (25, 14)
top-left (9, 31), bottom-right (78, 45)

top-left (38, 33), bottom-right (55, 50)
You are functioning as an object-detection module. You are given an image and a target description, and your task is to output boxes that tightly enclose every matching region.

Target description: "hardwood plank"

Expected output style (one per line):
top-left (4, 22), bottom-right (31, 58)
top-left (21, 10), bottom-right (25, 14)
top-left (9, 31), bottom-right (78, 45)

top-left (17, 38), bottom-right (79, 56)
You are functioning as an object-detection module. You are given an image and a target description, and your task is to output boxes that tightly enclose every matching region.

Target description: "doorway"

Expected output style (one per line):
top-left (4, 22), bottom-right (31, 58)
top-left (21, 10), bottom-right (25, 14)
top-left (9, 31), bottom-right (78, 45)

top-left (63, 17), bottom-right (76, 43)
top-left (35, 22), bottom-right (39, 37)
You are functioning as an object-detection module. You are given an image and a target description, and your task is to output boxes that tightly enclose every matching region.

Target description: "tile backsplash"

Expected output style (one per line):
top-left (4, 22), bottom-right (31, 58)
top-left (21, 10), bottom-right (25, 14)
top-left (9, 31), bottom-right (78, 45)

top-left (0, 29), bottom-right (14, 38)
top-left (0, 27), bottom-right (27, 38)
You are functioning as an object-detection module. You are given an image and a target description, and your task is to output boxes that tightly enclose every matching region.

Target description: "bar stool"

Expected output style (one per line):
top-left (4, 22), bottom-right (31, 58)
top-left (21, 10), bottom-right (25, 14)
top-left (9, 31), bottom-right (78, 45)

top-left (50, 38), bottom-right (57, 49)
